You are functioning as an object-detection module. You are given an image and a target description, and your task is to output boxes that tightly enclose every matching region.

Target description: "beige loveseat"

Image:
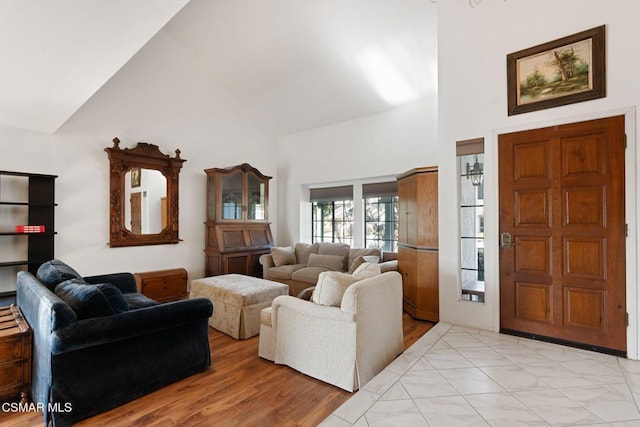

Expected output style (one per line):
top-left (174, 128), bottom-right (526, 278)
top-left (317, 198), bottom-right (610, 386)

top-left (259, 270), bottom-right (404, 391)
top-left (259, 242), bottom-right (397, 296)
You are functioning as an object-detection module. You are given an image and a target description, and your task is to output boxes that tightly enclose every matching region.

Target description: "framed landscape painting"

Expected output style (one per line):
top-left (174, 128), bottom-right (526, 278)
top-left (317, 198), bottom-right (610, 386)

top-left (507, 25), bottom-right (605, 116)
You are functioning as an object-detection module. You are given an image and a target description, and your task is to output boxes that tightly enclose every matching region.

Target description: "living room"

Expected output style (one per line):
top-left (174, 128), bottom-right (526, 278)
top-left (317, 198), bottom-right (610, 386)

top-left (2, 0), bottom-right (640, 425)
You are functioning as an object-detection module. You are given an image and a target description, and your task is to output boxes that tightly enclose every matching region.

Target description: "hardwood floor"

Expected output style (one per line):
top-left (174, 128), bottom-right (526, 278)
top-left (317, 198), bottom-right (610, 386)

top-left (2, 314), bottom-right (433, 426)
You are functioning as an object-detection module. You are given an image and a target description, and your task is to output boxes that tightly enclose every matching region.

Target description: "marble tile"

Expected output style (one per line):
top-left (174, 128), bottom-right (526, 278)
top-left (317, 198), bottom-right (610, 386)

top-left (457, 347), bottom-right (512, 367)
top-left (442, 332), bottom-right (486, 349)
top-left (624, 371), bottom-right (640, 394)
top-left (464, 393), bottom-right (547, 426)
top-left (322, 325), bottom-right (640, 427)
top-left (332, 389), bottom-right (380, 424)
top-left (619, 357), bottom-right (640, 375)
top-left (558, 383), bottom-right (640, 423)
top-left (430, 339), bottom-right (452, 350)
top-left (492, 344), bottom-right (553, 365)
top-left (318, 414), bottom-right (352, 427)
top-left (363, 399), bottom-right (428, 427)
top-left (477, 330), bottom-right (519, 346)
top-left (448, 325), bottom-right (481, 335)
top-left (380, 382), bottom-right (411, 401)
top-left (424, 348), bottom-right (474, 369)
top-left (363, 367), bottom-right (403, 396)
top-left (414, 395), bottom-right (489, 427)
top-left (563, 358), bottom-right (624, 379)
top-left (437, 367), bottom-right (504, 395)
top-left (408, 357), bottom-right (434, 372)
top-left (481, 364), bottom-right (549, 391)
top-left (400, 369), bottom-right (458, 399)
top-left (385, 352), bottom-right (421, 375)
top-left (513, 388), bottom-right (605, 426)
top-left (521, 361), bottom-right (597, 388)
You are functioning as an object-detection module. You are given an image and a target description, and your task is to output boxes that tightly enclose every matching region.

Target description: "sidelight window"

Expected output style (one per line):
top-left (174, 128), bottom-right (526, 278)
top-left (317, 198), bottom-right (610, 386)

top-left (458, 138), bottom-right (485, 303)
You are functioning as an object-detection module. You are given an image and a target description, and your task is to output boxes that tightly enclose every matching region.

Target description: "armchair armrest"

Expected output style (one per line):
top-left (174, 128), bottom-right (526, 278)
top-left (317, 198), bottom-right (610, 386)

top-left (83, 272), bottom-right (137, 294)
top-left (271, 295), bottom-right (354, 327)
top-left (51, 297), bottom-right (213, 355)
top-left (259, 254), bottom-right (275, 268)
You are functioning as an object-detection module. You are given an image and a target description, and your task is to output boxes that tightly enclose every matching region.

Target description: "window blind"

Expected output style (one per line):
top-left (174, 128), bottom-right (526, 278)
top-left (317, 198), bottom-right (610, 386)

top-left (309, 185), bottom-right (353, 202)
top-left (362, 181), bottom-right (398, 198)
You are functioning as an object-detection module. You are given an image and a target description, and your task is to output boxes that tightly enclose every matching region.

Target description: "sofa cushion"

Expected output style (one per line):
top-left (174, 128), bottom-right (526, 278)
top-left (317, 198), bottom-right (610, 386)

top-left (311, 271), bottom-right (360, 307)
top-left (270, 246), bottom-right (296, 267)
top-left (37, 259), bottom-right (82, 291)
top-left (307, 253), bottom-right (345, 271)
top-left (348, 248), bottom-right (382, 272)
top-left (264, 264), bottom-right (306, 280)
top-left (123, 293), bottom-right (160, 310)
top-left (294, 242), bottom-right (319, 265)
top-left (318, 243), bottom-right (350, 271)
top-left (55, 279), bottom-right (116, 319)
top-left (348, 254), bottom-right (380, 274)
top-left (291, 266), bottom-right (333, 284)
top-left (353, 262), bottom-right (381, 279)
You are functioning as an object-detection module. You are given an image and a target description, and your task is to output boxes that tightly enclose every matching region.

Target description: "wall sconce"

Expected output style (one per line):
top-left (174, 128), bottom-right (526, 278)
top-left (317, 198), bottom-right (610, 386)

top-left (466, 157), bottom-right (483, 186)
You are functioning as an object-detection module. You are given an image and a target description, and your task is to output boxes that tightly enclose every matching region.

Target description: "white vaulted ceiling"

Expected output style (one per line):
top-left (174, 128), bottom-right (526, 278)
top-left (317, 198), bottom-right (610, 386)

top-left (0, 0), bottom-right (437, 137)
top-left (0, 0), bottom-right (190, 133)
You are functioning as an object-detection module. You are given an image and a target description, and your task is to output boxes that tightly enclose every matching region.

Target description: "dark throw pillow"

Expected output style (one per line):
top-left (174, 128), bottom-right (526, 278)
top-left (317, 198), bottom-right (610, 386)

top-left (95, 283), bottom-right (130, 314)
top-left (55, 279), bottom-right (115, 319)
top-left (37, 259), bottom-right (82, 291)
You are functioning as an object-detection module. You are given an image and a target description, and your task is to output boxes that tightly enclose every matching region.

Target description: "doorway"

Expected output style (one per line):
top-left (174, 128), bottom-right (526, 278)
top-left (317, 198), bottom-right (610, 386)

top-left (498, 115), bottom-right (626, 355)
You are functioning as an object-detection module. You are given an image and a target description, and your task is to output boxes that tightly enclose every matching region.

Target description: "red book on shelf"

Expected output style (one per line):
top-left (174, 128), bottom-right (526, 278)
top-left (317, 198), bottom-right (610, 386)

top-left (15, 225), bottom-right (46, 233)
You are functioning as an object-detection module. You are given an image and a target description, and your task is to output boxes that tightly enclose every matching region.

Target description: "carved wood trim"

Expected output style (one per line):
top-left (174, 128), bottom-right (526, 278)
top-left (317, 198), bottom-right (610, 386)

top-left (105, 137), bottom-right (186, 247)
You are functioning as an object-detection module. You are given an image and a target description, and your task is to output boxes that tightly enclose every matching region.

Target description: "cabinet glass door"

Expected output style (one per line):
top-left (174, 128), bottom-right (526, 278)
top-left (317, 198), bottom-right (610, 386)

top-left (247, 173), bottom-right (266, 220)
top-left (221, 172), bottom-right (243, 220)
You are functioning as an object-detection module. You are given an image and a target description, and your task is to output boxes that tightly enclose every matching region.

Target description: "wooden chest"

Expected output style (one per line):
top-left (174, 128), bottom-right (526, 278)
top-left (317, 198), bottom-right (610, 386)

top-left (134, 268), bottom-right (188, 303)
top-left (0, 305), bottom-right (32, 403)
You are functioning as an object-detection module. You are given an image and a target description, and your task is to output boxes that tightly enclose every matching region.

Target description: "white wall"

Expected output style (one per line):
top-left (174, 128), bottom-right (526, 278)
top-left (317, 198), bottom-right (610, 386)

top-left (0, 27), bottom-right (278, 285)
top-left (276, 97), bottom-right (438, 246)
top-left (437, 0), bottom-right (640, 356)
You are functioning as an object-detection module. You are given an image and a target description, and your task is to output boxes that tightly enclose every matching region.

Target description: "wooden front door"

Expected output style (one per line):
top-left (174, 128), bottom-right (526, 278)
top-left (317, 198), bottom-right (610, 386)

top-left (499, 116), bottom-right (626, 354)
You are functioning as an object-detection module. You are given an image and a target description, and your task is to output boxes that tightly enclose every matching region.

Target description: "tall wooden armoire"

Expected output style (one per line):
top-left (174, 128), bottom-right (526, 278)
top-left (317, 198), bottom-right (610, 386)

top-left (397, 166), bottom-right (439, 322)
top-left (204, 164), bottom-right (273, 277)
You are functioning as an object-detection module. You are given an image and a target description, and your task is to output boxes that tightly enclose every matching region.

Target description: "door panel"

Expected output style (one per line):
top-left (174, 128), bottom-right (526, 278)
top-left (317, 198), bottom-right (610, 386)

top-left (499, 116), bottom-right (626, 353)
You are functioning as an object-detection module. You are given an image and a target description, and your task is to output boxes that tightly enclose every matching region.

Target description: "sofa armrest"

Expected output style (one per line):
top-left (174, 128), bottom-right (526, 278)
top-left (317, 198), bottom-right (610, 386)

top-left (83, 272), bottom-right (137, 294)
top-left (259, 254), bottom-right (275, 269)
top-left (296, 286), bottom-right (315, 300)
top-left (51, 297), bottom-right (213, 355)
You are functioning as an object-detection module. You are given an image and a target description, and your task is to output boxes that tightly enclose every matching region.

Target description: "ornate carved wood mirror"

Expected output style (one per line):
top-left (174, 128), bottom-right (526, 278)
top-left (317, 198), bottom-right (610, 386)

top-left (105, 137), bottom-right (186, 247)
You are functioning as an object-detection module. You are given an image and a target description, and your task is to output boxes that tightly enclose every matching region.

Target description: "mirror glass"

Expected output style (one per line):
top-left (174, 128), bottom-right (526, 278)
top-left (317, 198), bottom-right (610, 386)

top-left (124, 169), bottom-right (167, 234)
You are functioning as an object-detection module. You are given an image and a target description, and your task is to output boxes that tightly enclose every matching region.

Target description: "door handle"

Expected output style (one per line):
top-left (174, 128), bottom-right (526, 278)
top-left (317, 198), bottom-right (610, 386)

top-left (500, 232), bottom-right (516, 248)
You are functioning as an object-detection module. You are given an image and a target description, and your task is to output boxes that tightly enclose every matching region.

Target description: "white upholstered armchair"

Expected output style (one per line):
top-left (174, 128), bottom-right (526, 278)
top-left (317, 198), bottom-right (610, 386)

top-left (260, 271), bottom-right (404, 392)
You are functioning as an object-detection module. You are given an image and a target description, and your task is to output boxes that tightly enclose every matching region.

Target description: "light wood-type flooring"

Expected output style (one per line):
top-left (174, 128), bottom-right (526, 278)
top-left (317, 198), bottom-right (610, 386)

top-left (2, 313), bottom-right (433, 426)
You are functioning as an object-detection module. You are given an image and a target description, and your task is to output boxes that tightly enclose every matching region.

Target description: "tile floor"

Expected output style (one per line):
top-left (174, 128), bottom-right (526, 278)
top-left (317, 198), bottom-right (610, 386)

top-left (320, 322), bottom-right (640, 426)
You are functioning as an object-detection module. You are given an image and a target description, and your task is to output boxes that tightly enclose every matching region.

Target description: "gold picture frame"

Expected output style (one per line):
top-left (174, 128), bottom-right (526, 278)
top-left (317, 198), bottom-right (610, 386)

top-left (507, 25), bottom-right (605, 116)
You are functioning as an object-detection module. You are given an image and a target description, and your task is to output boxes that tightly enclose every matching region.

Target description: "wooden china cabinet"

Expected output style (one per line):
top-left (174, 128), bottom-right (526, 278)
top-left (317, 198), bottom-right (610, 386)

top-left (397, 166), bottom-right (439, 322)
top-left (204, 164), bottom-right (273, 277)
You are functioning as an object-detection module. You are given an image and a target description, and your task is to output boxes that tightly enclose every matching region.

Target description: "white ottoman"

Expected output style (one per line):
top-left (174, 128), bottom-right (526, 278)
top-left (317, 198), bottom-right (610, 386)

top-left (190, 274), bottom-right (288, 339)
